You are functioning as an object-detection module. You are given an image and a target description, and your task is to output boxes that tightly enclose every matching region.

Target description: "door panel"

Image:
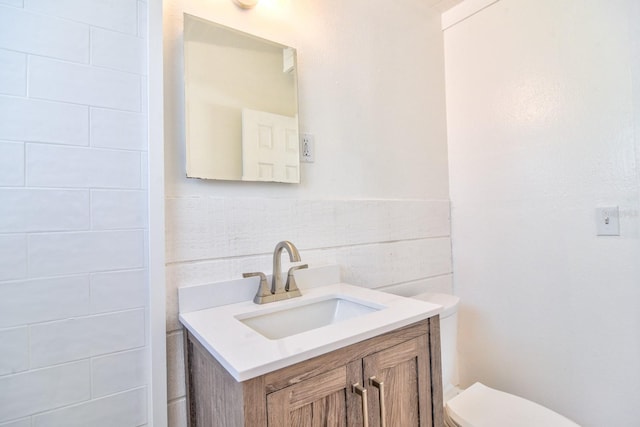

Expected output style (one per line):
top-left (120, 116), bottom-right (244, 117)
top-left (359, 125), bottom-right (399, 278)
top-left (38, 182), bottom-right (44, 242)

top-left (363, 336), bottom-right (432, 427)
top-left (241, 108), bottom-right (299, 183)
top-left (267, 361), bottom-right (363, 427)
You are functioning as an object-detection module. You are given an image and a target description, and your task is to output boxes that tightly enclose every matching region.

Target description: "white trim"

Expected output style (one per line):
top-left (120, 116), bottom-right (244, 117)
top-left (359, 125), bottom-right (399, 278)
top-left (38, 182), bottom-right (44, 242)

top-left (147, 0), bottom-right (167, 425)
top-left (441, 0), bottom-right (500, 30)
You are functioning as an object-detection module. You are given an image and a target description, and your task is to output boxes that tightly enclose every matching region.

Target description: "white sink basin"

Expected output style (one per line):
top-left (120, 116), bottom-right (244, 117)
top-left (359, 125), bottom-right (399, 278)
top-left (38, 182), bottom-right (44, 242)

top-left (178, 274), bottom-right (442, 381)
top-left (237, 296), bottom-right (382, 339)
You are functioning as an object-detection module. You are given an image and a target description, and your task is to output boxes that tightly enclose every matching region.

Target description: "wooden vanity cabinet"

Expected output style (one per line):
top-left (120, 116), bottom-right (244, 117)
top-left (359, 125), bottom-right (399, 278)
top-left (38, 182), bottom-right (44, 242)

top-left (184, 317), bottom-right (444, 427)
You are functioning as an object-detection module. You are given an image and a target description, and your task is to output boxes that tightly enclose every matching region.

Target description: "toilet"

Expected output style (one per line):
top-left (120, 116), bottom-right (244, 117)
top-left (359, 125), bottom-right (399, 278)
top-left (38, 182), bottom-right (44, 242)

top-left (412, 293), bottom-right (580, 427)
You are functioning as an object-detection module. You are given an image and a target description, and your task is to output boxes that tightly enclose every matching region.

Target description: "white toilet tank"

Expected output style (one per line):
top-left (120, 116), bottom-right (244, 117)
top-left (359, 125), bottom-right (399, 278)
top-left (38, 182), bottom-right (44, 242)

top-left (413, 292), bottom-right (460, 399)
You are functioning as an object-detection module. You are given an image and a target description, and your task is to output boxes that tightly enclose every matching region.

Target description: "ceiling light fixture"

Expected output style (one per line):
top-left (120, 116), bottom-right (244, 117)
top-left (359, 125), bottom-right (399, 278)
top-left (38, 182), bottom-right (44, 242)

top-left (232, 0), bottom-right (259, 9)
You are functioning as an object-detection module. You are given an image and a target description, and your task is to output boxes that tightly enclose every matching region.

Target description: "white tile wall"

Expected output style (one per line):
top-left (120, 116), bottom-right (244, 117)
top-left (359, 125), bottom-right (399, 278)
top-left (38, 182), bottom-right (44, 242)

top-left (0, 275), bottom-right (89, 328)
top-left (90, 190), bottom-right (147, 230)
top-left (0, 0), bottom-right (149, 424)
top-left (0, 50), bottom-right (26, 96)
top-left (0, 6), bottom-right (89, 62)
top-left (0, 189), bottom-right (89, 233)
top-left (0, 361), bottom-right (91, 421)
top-left (137, 0), bottom-right (148, 38)
top-left (0, 235), bottom-right (27, 281)
top-left (0, 327), bottom-right (28, 375)
top-left (29, 57), bottom-right (141, 111)
top-left (0, 418), bottom-right (30, 427)
top-left (91, 348), bottom-right (146, 397)
top-left (90, 269), bottom-right (147, 313)
top-left (0, 142), bottom-right (24, 187)
top-left (27, 230), bottom-right (144, 277)
top-left (32, 387), bottom-right (147, 427)
top-left (25, 0), bottom-right (138, 35)
top-left (90, 27), bottom-right (146, 74)
top-left (140, 152), bottom-right (149, 189)
top-left (29, 309), bottom-right (145, 368)
top-left (26, 144), bottom-right (141, 188)
top-left (0, 97), bottom-right (88, 145)
top-left (90, 108), bottom-right (147, 151)
top-left (0, 0), bottom-right (23, 8)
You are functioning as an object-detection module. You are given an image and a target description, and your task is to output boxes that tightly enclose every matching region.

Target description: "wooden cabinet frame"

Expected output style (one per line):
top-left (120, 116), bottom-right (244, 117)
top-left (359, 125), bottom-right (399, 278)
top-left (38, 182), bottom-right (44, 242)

top-left (184, 317), bottom-right (443, 427)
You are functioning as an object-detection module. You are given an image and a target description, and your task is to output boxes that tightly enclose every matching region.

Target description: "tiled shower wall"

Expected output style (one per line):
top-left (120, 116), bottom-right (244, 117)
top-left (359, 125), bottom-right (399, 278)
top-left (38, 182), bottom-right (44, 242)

top-left (0, 1), bottom-right (149, 425)
top-left (164, 198), bottom-right (453, 425)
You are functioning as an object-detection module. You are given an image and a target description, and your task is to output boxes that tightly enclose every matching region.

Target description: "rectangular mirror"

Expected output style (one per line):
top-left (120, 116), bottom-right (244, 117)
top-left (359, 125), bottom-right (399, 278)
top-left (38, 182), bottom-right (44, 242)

top-left (183, 14), bottom-right (300, 183)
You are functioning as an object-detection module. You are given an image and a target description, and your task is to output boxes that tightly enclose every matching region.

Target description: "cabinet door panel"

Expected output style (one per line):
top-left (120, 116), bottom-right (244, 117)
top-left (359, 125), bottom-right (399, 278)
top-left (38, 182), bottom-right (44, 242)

top-left (267, 361), bottom-right (363, 427)
top-left (363, 335), bottom-right (432, 427)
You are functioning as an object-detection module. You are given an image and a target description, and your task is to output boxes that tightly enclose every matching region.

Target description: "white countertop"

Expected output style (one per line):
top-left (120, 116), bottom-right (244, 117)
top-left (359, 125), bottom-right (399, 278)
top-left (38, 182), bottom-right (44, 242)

top-left (179, 279), bottom-right (441, 382)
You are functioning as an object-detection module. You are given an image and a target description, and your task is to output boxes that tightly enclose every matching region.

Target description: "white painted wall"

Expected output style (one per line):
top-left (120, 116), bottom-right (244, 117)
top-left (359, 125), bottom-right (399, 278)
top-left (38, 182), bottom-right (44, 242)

top-left (163, 0), bottom-right (452, 425)
top-left (444, 0), bottom-right (640, 425)
top-left (0, 1), bottom-right (150, 426)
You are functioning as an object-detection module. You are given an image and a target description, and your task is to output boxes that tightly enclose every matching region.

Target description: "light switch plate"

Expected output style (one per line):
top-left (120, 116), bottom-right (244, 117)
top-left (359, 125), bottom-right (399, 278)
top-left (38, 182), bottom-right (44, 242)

top-left (596, 206), bottom-right (620, 236)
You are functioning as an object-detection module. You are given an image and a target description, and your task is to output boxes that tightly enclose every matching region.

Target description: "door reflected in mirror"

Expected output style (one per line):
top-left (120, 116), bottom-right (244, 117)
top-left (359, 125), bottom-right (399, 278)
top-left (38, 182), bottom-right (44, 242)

top-left (183, 14), bottom-right (300, 183)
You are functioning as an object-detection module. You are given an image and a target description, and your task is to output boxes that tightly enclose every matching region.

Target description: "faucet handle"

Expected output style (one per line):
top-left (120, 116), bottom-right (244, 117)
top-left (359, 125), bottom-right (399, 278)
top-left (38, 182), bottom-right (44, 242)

top-left (243, 272), bottom-right (272, 304)
top-left (285, 264), bottom-right (308, 295)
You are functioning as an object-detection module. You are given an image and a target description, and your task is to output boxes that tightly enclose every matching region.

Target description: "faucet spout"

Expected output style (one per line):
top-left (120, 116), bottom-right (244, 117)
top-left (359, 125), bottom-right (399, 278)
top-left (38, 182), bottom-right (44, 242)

top-left (272, 241), bottom-right (301, 294)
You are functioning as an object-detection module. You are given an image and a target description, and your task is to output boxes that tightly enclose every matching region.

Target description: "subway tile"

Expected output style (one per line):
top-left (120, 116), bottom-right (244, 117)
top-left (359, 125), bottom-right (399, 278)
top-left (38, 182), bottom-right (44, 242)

top-left (27, 230), bottom-right (144, 277)
top-left (0, 97), bottom-right (88, 145)
top-left (25, 0), bottom-right (138, 35)
top-left (141, 151), bottom-right (148, 189)
top-left (0, 6), bottom-right (89, 63)
top-left (33, 387), bottom-right (147, 427)
top-left (0, 327), bottom-right (28, 375)
top-left (0, 361), bottom-right (91, 422)
top-left (91, 190), bottom-right (146, 230)
top-left (90, 27), bottom-right (145, 75)
top-left (0, 49), bottom-right (26, 96)
top-left (0, 234), bottom-right (26, 281)
top-left (140, 74), bottom-right (148, 114)
top-left (90, 269), bottom-right (147, 313)
top-left (29, 56), bottom-right (141, 111)
top-left (90, 308), bottom-right (145, 356)
top-left (26, 144), bottom-right (141, 189)
top-left (90, 108), bottom-right (146, 151)
top-left (0, 418), bottom-right (31, 427)
top-left (166, 330), bottom-right (185, 400)
top-left (137, 0), bottom-right (148, 39)
top-left (91, 348), bottom-right (146, 397)
top-left (0, 141), bottom-right (24, 186)
top-left (0, 275), bottom-right (89, 328)
top-left (0, 0), bottom-right (23, 7)
top-left (30, 309), bottom-right (145, 368)
top-left (0, 189), bottom-right (89, 232)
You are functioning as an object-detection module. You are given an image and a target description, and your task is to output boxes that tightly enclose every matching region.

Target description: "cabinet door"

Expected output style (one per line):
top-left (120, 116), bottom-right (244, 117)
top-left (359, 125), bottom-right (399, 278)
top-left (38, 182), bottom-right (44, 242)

top-left (363, 335), bottom-right (433, 427)
top-left (267, 361), bottom-right (364, 427)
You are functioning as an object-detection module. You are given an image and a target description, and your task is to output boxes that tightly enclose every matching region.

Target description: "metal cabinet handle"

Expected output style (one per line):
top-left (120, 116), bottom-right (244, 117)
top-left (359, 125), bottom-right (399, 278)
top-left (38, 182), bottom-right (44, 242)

top-left (369, 376), bottom-right (386, 427)
top-left (352, 383), bottom-right (369, 427)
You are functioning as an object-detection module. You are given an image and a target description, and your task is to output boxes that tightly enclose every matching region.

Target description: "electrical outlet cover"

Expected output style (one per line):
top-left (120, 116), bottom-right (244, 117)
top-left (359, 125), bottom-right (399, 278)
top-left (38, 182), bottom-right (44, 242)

top-left (300, 133), bottom-right (315, 163)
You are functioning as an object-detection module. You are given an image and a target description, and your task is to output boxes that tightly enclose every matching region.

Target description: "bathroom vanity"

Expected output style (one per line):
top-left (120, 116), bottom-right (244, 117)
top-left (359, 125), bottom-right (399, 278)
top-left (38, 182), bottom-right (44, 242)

top-left (179, 266), bottom-right (444, 426)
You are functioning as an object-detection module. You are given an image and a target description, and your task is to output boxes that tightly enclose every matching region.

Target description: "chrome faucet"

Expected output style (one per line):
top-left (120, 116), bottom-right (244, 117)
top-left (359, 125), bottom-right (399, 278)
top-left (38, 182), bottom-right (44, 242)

top-left (243, 241), bottom-right (307, 304)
